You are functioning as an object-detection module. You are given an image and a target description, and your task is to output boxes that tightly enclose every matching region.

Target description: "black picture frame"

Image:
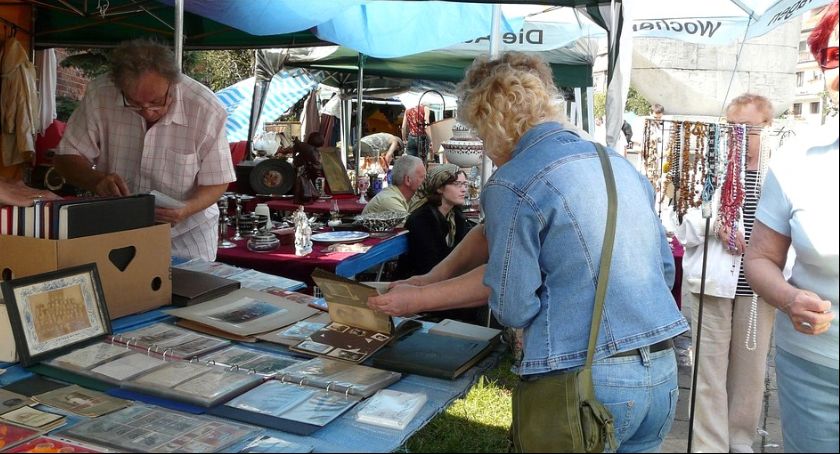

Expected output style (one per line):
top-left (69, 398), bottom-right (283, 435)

top-left (1, 263), bottom-right (111, 367)
top-left (249, 159), bottom-right (295, 195)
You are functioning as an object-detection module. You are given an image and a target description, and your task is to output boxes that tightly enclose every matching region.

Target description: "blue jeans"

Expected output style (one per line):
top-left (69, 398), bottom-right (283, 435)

top-left (592, 347), bottom-right (679, 453)
top-left (775, 347), bottom-right (839, 453)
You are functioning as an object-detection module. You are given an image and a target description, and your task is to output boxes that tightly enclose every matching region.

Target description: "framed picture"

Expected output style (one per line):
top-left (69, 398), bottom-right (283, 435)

top-left (1, 263), bottom-right (111, 366)
top-left (319, 147), bottom-right (355, 195)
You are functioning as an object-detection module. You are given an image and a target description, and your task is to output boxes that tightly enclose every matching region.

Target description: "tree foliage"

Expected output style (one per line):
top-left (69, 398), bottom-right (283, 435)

top-left (592, 86), bottom-right (652, 120)
top-left (59, 48), bottom-right (255, 93)
top-left (186, 50), bottom-right (255, 92)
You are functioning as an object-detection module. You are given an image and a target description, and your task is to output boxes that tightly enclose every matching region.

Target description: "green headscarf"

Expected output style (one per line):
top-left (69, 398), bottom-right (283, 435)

top-left (408, 163), bottom-right (461, 247)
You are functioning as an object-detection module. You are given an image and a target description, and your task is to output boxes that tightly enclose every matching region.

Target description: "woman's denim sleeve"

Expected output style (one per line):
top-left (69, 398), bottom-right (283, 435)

top-left (482, 181), bottom-right (543, 328)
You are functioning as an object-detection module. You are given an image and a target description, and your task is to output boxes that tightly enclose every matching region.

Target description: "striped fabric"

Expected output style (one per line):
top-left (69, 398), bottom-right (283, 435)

top-left (215, 68), bottom-right (322, 142)
top-left (736, 170), bottom-right (760, 296)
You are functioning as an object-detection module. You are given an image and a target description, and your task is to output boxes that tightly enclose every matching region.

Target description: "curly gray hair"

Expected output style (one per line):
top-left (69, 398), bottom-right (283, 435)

top-left (109, 38), bottom-right (181, 90)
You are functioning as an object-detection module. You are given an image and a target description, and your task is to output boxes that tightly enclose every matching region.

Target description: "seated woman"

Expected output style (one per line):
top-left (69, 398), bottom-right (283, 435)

top-left (396, 164), bottom-right (477, 323)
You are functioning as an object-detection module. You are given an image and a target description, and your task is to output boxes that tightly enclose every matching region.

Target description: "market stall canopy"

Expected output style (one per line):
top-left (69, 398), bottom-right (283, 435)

top-left (215, 69), bottom-right (322, 142)
top-left (630, 0), bottom-right (833, 44)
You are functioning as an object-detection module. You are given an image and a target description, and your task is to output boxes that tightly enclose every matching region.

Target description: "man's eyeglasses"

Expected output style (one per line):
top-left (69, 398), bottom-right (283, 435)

top-left (123, 83), bottom-right (171, 113)
top-left (818, 46), bottom-right (839, 71)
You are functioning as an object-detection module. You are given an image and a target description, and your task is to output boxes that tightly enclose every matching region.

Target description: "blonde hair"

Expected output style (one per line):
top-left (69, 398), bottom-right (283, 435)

top-left (726, 93), bottom-right (774, 125)
top-left (457, 52), bottom-right (563, 162)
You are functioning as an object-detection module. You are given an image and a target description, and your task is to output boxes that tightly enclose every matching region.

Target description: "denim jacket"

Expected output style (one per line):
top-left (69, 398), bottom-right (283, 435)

top-left (482, 122), bottom-right (688, 375)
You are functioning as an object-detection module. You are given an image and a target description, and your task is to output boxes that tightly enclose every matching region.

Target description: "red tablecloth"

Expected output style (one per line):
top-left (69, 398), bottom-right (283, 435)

top-left (266, 197), bottom-right (366, 215)
top-left (216, 231), bottom-right (406, 287)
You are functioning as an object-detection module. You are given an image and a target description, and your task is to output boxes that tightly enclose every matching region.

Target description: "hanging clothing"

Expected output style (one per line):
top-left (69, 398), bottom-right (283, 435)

top-left (35, 49), bottom-right (57, 135)
top-left (299, 88), bottom-right (320, 141)
top-left (1, 37), bottom-right (39, 167)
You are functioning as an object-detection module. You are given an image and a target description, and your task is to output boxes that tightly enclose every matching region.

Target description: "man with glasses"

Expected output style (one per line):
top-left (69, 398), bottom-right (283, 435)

top-left (55, 39), bottom-right (235, 261)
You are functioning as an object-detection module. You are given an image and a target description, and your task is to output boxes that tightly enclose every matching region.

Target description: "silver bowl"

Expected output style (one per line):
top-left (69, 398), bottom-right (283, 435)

top-left (354, 211), bottom-right (407, 232)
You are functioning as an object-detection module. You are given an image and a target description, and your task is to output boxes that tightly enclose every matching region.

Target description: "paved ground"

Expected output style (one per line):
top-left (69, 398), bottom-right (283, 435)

top-left (662, 322), bottom-right (784, 453)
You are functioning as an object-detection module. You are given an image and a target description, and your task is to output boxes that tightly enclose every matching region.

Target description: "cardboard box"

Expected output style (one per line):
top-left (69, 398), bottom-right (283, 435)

top-left (0, 223), bottom-right (172, 320)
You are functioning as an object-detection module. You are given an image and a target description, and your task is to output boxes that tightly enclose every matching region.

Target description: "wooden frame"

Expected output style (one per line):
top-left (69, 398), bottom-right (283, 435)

top-left (319, 147), bottom-right (355, 195)
top-left (1, 263), bottom-right (111, 367)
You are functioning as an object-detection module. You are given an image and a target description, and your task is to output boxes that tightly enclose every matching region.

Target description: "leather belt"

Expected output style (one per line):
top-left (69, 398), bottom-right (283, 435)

top-left (611, 338), bottom-right (674, 358)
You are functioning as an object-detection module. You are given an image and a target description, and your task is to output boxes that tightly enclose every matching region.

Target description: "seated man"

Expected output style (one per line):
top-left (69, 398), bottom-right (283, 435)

top-left (54, 38), bottom-right (235, 261)
top-left (359, 132), bottom-right (403, 166)
top-left (362, 155), bottom-right (425, 216)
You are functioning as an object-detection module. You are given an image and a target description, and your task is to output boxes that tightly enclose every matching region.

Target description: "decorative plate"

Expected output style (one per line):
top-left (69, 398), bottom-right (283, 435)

top-left (310, 231), bottom-right (370, 243)
top-left (249, 159), bottom-right (295, 195)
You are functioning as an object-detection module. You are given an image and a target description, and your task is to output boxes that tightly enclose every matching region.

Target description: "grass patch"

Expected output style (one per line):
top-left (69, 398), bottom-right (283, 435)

top-left (401, 351), bottom-right (518, 453)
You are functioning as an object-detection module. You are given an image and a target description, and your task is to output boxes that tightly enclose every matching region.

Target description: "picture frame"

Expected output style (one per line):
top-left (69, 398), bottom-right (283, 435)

top-left (1, 263), bottom-right (111, 367)
top-left (319, 147), bottom-right (355, 195)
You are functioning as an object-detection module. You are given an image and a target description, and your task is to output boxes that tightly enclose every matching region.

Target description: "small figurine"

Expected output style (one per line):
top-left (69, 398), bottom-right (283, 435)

top-left (293, 206), bottom-right (312, 256)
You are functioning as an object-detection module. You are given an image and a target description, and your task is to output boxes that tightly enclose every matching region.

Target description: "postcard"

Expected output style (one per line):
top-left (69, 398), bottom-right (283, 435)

top-left (90, 353), bottom-right (165, 381)
top-left (131, 362), bottom-right (211, 389)
top-left (33, 385), bottom-right (131, 418)
top-left (0, 389), bottom-right (34, 415)
top-left (4, 436), bottom-right (104, 453)
top-left (48, 342), bottom-right (131, 370)
top-left (0, 406), bottom-right (63, 430)
top-left (0, 422), bottom-right (40, 451)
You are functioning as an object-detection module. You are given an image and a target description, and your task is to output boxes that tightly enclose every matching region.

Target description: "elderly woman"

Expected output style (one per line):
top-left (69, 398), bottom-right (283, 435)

top-left (458, 52), bottom-right (687, 451)
top-left (745, 2), bottom-right (839, 452)
top-left (677, 94), bottom-right (777, 453)
top-left (395, 163), bottom-right (475, 321)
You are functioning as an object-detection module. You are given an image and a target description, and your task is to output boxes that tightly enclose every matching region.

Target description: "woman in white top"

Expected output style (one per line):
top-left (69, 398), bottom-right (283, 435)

top-left (745, 2), bottom-right (839, 452)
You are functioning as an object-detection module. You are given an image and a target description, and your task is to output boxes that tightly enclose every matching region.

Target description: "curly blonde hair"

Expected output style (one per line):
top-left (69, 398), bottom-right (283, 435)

top-left (456, 52), bottom-right (563, 163)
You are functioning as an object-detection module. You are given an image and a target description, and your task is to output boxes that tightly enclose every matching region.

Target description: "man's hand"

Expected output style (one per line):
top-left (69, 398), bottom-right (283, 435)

top-left (368, 284), bottom-right (421, 317)
top-left (155, 206), bottom-right (190, 226)
top-left (94, 173), bottom-right (131, 197)
top-left (782, 289), bottom-right (835, 336)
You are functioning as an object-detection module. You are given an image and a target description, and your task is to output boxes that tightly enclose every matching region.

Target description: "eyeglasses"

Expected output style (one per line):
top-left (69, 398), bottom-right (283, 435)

top-left (818, 46), bottom-right (839, 71)
top-left (449, 181), bottom-right (469, 188)
top-left (122, 83), bottom-right (171, 113)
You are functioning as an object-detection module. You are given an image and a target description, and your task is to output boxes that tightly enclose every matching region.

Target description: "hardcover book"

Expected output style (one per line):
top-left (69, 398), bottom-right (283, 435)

top-left (55, 194), bottom-right (155, 239)
top-left (290, 269), bottom-right (420, 363)
top-left (171, 268), bottom-right (240, 307)
top-left (0, 406), bottom-right (65, 432)
top-left (428, 318), bottom-right (502, 344)
top-left (371, 331), bottom-right (494, 380)
top-left (57, 405), bottom-right (258, 453)
top-left (164, 288), bottom-right (318, 337)
top-left (209, 381), bottom-right (359, 435)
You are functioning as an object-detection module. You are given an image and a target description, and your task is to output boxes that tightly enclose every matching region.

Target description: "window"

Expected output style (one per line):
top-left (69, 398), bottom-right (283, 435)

top-left (810, 102), bottom-right (820, 114)
top-left (796, 72), bottom-right (804, 87)
top-left (793, 103), bottom-right (802, 116)
top-left (799, 40), bottom-right (807, 52)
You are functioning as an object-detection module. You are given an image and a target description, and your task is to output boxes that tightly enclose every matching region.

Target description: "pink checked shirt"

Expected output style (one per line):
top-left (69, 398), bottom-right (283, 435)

top-left (57, 75), bottom-right (236, 261)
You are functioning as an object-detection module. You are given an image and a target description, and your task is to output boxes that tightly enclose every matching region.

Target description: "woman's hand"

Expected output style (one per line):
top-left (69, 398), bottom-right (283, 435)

top-left (368, 284), bottom-right (421, 317)
top-left (717, 224), bottom-right (747, 255)
top-left (390, 273), bottom-right (434, 289)
top-left (782, 288), bottom-right (835, 336)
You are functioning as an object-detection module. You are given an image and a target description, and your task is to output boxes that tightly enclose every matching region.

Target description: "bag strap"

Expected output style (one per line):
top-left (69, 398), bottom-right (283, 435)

top-left (583, 142), bottom-right (618, 372)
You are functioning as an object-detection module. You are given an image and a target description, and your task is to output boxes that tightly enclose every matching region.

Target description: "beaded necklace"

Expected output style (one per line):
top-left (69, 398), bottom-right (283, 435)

top-left (701, 124), bottom-right (718, 219)
top-left (691, 122), bottom-right (707, 208)
top-left (714, 125), bottom-right (746, 268)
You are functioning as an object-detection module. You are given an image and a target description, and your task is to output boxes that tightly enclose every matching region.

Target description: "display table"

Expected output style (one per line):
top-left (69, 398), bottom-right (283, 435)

top-left (266, 197), bottom-right (367, 215)
top-left (0, 309), bottom-right (503, 453)
top-left (216, 231), bottom-right (408, 286)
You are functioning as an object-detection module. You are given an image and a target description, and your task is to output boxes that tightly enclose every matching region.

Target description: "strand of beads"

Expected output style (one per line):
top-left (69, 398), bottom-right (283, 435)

top-left (715, 125), bottom-right (745, 261)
